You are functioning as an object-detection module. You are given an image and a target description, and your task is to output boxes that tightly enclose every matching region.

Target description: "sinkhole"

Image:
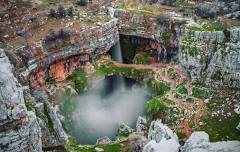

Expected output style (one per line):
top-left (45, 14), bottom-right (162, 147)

top-left (65, 75), bottom-right (151, 144)
top-left (60, 41), bottom-right (152, 144)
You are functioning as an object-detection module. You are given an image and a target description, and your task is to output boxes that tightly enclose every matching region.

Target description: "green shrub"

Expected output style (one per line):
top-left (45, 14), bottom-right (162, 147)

top-left (176, 2), bottom-right (193, 8)
top-left (176, 84), bottom-right (188, 95)
top-left (133, 53), bottom-right (152, 64)
top-left (67, 70), bottom-right (87, 93)
top-left (160, 33), bottom-right (170, 42)
top-left (147, 77), bottom-right (170, 96)
top-left (144, 96), bottom-right (171, 119)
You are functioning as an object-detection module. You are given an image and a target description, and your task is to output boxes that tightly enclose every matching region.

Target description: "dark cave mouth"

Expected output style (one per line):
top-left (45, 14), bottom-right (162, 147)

top-left (118, 34), bottom-right (178, 64)
top-left (62, 75), bottom-right (151, 144)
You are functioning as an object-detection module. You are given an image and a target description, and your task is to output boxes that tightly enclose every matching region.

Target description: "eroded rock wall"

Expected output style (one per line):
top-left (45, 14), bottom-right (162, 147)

top-left (109, 7), bottom-right (181, 63)
top-left (179, 28), bottom-right (240, 88)
top-left (0, 51), bottom-right (42, 152)
top-left (7, 18), bottom-right (119, 89)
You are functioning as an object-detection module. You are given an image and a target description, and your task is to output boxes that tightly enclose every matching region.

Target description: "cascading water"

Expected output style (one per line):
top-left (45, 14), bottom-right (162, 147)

top-left (110, 41), bottom-right (125, 90)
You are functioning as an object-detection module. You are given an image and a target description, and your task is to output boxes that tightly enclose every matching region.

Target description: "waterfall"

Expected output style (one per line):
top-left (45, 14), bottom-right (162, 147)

top-left (111, 41), bottom-right (123, 63)
top-left (111, 41), bottom-right (125, 90)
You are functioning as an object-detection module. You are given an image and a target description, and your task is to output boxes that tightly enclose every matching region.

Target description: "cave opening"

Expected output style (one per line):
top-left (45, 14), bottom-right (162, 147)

top-left (116, 34), bottom-right (179, 64)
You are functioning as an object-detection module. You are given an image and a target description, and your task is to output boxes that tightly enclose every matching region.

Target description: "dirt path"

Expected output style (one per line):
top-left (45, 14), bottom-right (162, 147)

top-left (112, 61), bottom-right (206, 137)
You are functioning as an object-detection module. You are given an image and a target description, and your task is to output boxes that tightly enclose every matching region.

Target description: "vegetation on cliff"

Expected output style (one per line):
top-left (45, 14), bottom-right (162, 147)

top-left (66, 137), bottom-right (122, 152)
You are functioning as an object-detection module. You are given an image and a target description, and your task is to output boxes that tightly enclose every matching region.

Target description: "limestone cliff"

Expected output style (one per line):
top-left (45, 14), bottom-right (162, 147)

top-left (0, 50), bottom-right (42, 152)
top-left (179, 27), bottom-right (240, 88)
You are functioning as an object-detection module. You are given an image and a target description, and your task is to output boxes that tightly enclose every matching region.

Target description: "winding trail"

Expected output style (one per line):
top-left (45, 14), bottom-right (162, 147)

top-left (112, 61), bottom-right (206, 137)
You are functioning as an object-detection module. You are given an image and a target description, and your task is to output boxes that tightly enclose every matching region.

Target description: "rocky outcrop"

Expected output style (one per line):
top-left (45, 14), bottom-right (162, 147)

top-left (143, 139), bottom-right (179, 152)
top-left (143, 120), bottom-right (179, 152)
top-left (129, 134), bottom-right (147, 152)
top-left (218, 0), bottom-right (240, 19)
top-left (136, 116), bottom-right (148, 136)
top-left (46, 102), bottom-right (68, 145)
top-left (181, 131), bottom-right (240, 152)
top-left (148, 120), bottom-right (178, 143)
top-left (0, 51), bottom-right (42, 152)
top-left (179, 27), bottom-right (240, 88)
top-left (195, 3), bottom-right (219, 18)
top-left (117, 122), bottom-right (133, 136)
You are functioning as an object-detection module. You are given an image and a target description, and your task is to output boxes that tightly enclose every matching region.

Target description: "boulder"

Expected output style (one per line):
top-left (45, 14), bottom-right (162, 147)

top-left (95, 147), bottom-right (104, 152)
top-left (129, 133), bottom-right (147, 152)
top-left (136, 116), bottom-right (148, 136)
top-left (117, 122), bottom-right (133, 136)
top-left (181, 131), bottom-right (240, 152)
top-left (195, 3), bottom-right (219, 18)
top-left (148, 120), bottom-right (178, 143)
top-left (143, 139), bottom-right (180, 152)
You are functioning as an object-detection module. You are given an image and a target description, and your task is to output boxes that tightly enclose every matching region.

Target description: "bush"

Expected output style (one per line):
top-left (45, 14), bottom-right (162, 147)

top-left (176, 84), bottom-right (188, 95)
top-left (76, 0), bottom-right (88, 6)
top-left (57, 29), bottom-right (70, 39)
top-left (133, 53), bottom-right (152, 64)
top-left (48, 8), bottom-right (56, 17)
top-left (144, 97), bottom-right (170, 119)
top-left (57, 5), bottom-right (66, 18)
top-left (67, 6), bottom-right (74, 16)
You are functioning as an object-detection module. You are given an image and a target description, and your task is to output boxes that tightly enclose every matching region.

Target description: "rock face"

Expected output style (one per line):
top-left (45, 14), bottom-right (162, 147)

top-left (129, 134), bottom-right (147, 152)
top-left (0, 51), bottom-right (42, 152)
top-left (143, 120), bottom-right (179, 152)
top-left (148, 120), bottom-right (178, 143)
top-left (179, 28), bottom-right (240, 88)
top-left (143, 139), bottom-right (179, 152)
top-left (218, 0), bottom-right (240, 19)
top-left (111, 7), bottom-right (180, 63)
top-left (37, 102), bottom-right (68, 148)
top-left (195, 3), bottom-right (219, 18)
top-left (136, 116), bottom-right (148, 136)
top-left (181, 132), bottom-right (240, 152)
top-left (117, 122), bottom-right (133, 136)
top-left (7, 18), bottom-right (119, 89)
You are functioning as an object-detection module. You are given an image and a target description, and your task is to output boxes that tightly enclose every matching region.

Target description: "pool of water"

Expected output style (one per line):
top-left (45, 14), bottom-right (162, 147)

top-left (66, 75), bottom-right (151, 144)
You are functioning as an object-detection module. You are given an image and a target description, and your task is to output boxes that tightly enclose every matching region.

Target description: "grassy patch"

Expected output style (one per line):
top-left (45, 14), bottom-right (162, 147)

top-left (177, 131), bottom-right (187, 140)
top-left (176, 2), bottom-right (193, 8)
top-left (62, 98), bottom-right (76, 113)
top-left (198, 114), bottom-right (240, 141)
top-left (133, 52), bottom-right (152, 64)
top-left (144, 96), bottom-right (171, 120)
top-left (176, 84), bottom-right (188, 95)
top-left (166, 68), bottom-right (179, 80)
top-left (211, 70), bottom-right (223, 81)
top-left (160, 33), bottom-right (170, 42)
top-left (187, 20), bottom-right (226, 32)
top-left (95, 61), bottom-right (151, 80)
top-left (66, 137), bottom-right (121, 152)
top-left (147, 76), bottom-right (171, 96)
top-left (67, 70), bottom-right (87, 93)
top-left (192, 86), bottom-right (215, 99)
